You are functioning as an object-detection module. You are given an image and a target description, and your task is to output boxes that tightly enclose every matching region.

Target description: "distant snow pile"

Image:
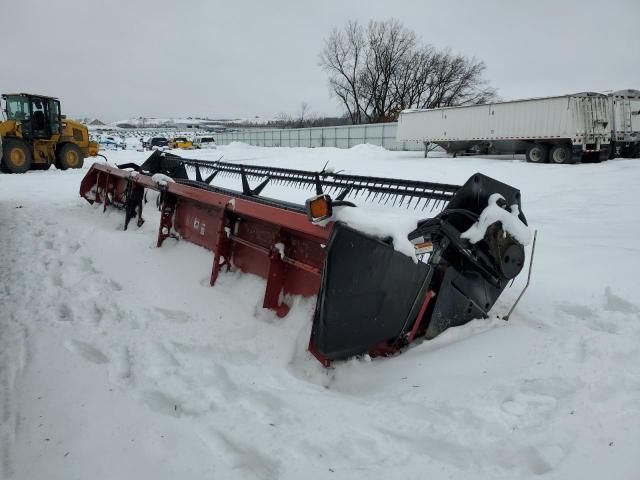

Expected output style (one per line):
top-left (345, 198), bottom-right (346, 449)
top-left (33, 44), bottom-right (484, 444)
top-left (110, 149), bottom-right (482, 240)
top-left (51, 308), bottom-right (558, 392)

top-left (349, 143), bottom-right (388, 154)
top-left (225, 141), bottom-right (256, 149)
top-left (461, 193), bottom-right (531, 245)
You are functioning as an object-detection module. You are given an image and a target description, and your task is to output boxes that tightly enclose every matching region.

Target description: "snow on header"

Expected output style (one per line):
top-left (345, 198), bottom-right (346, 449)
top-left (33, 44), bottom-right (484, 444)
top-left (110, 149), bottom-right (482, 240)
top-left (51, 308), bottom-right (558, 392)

top-left (461, 193), bottom-right (531, 245)
top-left (151, 173), bottom-right (175, 186)
top-left (335, 207), bottom-right (420, 262)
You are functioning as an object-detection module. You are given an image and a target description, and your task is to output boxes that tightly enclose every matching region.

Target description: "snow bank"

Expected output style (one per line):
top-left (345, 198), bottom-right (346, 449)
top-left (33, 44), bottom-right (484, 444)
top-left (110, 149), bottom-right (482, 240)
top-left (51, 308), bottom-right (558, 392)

top-left (348, 143), bottom-right (389, 154)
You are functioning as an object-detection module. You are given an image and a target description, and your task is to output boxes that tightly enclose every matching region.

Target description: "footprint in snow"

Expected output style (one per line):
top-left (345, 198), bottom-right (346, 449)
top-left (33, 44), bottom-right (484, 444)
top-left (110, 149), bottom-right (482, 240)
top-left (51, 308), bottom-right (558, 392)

top-left (500, 444), bottom-right (564, 475)
top-left (57, 304), bottom-right (74, 322)
top-left (153, 307), bottom-right (191, 323)
top-left (108, 279), bottom-right (123, 292)
top-left (557, 303), bottom-right (595, 320)
top-left (212, 431), bottom-right (281, 480)
top-left (141, 390), bottom-right (181, 417)
top-left (65, 340), bottom-right (109, 364)
top-left (604, 287), bottom-right (640, 316)
top-left (79, 257), bottom-right (99, 274)
top-left (559, 288), bottom-right (639, 321)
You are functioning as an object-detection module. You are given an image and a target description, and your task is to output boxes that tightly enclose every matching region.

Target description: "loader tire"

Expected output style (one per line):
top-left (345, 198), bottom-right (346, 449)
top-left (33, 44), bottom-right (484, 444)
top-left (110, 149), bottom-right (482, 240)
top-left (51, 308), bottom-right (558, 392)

top-left (1, 138), bottom-right (33, 173)
top-left (525, 143), bottom-right (549, 163)
top-left (56, 143), bottom-right (84, 170)
top-left (549, 144), bottom-right (573, 164)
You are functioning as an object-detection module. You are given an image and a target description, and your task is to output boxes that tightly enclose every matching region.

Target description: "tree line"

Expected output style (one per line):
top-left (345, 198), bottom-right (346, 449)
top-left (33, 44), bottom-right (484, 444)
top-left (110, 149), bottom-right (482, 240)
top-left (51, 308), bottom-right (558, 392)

top-left (320, 19), bottom-right (496, 124)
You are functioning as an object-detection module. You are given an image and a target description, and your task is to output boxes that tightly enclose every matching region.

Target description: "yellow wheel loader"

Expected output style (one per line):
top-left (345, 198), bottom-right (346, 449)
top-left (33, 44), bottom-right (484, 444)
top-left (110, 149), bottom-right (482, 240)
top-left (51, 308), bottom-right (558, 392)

top-left (0, 93), bottom-right (99, 173)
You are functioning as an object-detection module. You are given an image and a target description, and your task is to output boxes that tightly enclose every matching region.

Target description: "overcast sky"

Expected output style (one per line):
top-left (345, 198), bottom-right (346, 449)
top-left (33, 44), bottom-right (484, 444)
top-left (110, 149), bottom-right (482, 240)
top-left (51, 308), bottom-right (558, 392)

top-left (2, 0), bottom-right (638, 122)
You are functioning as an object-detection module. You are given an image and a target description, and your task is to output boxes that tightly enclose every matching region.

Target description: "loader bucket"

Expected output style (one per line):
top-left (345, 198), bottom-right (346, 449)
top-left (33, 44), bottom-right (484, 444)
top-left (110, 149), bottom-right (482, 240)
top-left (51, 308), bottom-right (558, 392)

top-left (80, 152), bottom-right (529, 366)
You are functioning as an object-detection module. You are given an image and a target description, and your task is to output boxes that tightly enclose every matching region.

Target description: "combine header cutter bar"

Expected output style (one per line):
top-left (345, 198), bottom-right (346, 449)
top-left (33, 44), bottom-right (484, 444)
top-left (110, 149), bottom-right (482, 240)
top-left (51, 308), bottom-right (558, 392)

top-left (80, 152), bottom-right (529, 366)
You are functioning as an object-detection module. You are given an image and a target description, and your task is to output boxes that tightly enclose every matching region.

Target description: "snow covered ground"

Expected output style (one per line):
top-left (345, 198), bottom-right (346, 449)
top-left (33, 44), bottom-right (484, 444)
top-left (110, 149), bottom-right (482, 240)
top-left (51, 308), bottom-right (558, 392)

top-left (1, 144), bottom-right (639, 479)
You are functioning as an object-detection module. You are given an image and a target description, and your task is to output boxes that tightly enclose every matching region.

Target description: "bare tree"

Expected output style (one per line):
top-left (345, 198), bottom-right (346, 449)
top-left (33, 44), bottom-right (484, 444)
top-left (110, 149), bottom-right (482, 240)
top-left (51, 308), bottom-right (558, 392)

top-left (360, 19), bottom-right (417, 122)
top-left (319, 21), bottom-right (366, 124)
top-left (275, 111), bottom-right (293, 124)
top-left (320, 19), bottom-right (497, 124)
top-left (295, 101), bottom-right (312, 128)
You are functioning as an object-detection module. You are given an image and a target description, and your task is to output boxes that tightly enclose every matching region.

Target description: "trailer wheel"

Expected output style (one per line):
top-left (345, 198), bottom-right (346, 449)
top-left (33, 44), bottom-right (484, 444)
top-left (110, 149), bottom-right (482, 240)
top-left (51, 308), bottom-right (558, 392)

top-left (1, 138), bottom-right (33, 173)
top-left (549, 144), bottom-right (573, 164)
top-left (56, 143), bottom-right (84, 170)
top-left (525, 144), bottom-right (549, 163)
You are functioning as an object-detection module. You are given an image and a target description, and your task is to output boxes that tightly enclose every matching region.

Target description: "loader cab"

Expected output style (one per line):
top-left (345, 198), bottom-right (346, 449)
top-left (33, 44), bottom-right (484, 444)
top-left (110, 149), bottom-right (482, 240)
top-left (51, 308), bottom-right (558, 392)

top-left (2, 93), bottom-right (62, 139)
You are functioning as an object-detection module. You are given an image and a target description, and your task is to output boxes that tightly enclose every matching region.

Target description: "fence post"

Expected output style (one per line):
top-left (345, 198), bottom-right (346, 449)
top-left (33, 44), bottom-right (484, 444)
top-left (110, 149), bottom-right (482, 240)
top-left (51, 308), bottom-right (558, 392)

top-left (381, 124), bottom-right (385, 149)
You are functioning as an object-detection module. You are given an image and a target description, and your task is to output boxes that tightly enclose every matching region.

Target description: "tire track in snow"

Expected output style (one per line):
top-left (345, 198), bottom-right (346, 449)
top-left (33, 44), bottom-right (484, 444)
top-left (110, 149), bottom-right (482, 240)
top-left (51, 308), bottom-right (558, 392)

top-left (0, 201), bottom-right (127, 477)
top-left (0, 205), bottom-right (33, 478)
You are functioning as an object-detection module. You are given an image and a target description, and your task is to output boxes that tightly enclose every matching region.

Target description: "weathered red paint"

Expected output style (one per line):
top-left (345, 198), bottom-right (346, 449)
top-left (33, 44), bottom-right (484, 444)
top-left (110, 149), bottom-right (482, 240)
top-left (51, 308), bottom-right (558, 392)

top-left (80, 163), bottom-right (331, 316)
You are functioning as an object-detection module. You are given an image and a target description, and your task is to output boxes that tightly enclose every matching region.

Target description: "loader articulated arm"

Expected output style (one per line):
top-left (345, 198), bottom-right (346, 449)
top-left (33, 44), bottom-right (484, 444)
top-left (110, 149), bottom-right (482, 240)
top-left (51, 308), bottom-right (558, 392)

top-left (80, 152), bottom-right (529, 366)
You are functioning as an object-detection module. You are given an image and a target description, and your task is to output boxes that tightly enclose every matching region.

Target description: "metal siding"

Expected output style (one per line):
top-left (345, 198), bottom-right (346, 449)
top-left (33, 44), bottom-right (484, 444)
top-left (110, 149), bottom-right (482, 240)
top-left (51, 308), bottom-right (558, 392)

top-left (310, 128), bottom-right (323, 148)
top-left (490, 98), bottom-right (569, 138)
top-left (610, 97), bottom-right (640, 138)
top-left (631, 99), bottom-right (640, 133)
top-left (211, 123), bottom-right (421, 151)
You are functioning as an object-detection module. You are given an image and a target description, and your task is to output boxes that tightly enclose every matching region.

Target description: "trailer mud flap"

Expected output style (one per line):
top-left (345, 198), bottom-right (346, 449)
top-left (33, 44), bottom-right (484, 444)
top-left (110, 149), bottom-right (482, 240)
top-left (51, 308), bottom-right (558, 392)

top-left (310, 223), bottom-right (429, 361)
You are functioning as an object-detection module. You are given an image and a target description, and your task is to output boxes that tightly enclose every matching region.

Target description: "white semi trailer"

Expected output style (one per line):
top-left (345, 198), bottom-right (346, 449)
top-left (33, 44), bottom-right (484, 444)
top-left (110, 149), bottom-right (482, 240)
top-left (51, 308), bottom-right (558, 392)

top-left (608, 89), bottom-right (640, 158)
top-left (396, 93), bottom-right (612, 164)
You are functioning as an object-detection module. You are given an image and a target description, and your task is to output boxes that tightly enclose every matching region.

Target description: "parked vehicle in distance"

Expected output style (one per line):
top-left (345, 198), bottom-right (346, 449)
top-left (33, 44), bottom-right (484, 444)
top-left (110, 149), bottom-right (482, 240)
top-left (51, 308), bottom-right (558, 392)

top-left (169, 136), bottom-right (193, 149)
top-left (193, 136), bottom-right (217, 149)
top-left (143, 136), bottom-right (169, 150)
top-left (98, 135), bottom-right (124, 150)
top-left (396, 92), bottom-right (612, 164)
top-left (608, 89), bottom-right (640, 158)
